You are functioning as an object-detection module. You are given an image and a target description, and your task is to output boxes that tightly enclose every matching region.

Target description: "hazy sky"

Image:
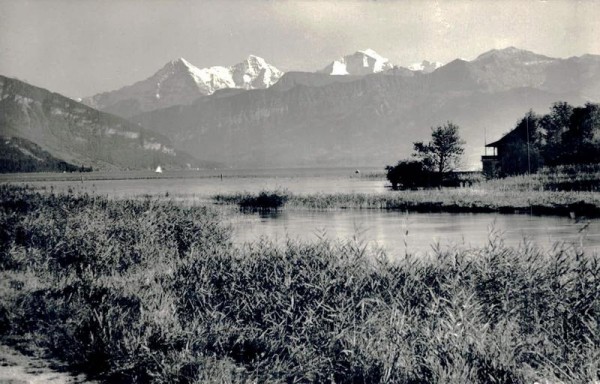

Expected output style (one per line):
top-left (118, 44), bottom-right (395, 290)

top-left (1, 0), bottom-right (599, 98)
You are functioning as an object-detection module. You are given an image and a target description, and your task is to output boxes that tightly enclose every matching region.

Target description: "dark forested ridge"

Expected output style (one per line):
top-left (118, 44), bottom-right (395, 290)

top-left (0, 136), bottom-right (91, 173)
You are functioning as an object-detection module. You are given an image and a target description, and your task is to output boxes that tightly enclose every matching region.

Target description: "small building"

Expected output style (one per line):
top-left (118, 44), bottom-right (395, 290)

top-left (482, 122), bottom-right (538, 177)
top-left (482, 141), bottom-right (500, 176)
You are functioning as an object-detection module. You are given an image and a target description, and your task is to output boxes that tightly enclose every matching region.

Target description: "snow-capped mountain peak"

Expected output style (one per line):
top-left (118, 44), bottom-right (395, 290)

top-left (320, 49), bottom-right (393, 76)
top-left (155, 55), bottom-right (282, 93)
top-left (159, 57), bottom-right (183, 68)
top-left (231, 55), bottom-right (283, 89)
top-left (174, 57), bottom-right (194, 67)
top-left (408, 60), bottom-right (444, 73)
top-left (244, 55), bottom-right (268, 66)
top-left (81, 56), bottom-right (283, 117)
top-left (360, 49), bottom-right (385, 61)
top-left (155, 57), bottom-right (199, 80)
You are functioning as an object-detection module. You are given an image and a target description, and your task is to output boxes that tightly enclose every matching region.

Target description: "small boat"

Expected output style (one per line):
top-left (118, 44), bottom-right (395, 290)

top-left (355, 169), bottom-right (360, 174)
top-left (155, 165), bottom-right (163, 173)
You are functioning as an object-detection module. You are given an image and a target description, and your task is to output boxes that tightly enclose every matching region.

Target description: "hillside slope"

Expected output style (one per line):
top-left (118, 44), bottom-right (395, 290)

top-left (0, 136), bottom-right (89, 173)
top-left (0, 75), bottom-right (204, 170)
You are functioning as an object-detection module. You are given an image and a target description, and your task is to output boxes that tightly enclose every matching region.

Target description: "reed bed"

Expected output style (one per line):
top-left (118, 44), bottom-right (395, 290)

top-left (214, 188), bottom-right (600, 217)
top-left (485, 165), bottom-right (600, 193)
top-left (1, 185), bottom-right (599, 383)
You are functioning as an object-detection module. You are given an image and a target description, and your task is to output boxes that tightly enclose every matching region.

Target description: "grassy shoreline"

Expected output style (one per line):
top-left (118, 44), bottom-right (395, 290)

top-left (1, 185), bottom-right (599, 383)
top-left (212, 164), bottom-right (600, 217)
top-left (214, 189), bottom-right (600, 217)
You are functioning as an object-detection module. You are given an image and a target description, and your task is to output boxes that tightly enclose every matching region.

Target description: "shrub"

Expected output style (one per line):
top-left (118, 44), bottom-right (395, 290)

top-left (385, 160), bottom-right (433, 189)
top-left (214, 190), bottom-right (290, 210)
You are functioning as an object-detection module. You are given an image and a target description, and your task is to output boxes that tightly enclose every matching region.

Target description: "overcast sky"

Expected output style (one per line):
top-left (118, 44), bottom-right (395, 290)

top-left (1, 0), bottom-right (599, 99)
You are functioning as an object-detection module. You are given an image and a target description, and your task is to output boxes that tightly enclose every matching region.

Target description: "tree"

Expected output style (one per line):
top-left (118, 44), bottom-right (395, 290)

top-left (540, 102), bottom-right (573, 165)
top-left (413, 122), bottom-right (465, 181)
top-left (541, 102), bottom-right (573, 143)
top-left (559, 103), bottom-right (600, 164)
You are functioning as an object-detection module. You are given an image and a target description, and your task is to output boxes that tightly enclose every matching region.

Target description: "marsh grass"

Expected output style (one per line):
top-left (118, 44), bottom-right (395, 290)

top-left (1, 185), bottom-right (599, 383)
top-left (484, 166), bottom-right (600, 193)
top-left (237, 190), bottom-right (290, 210)
top-left (214, 188), bottom-right (600, 217)
top-left (214, 190), bottom-right (290, 213)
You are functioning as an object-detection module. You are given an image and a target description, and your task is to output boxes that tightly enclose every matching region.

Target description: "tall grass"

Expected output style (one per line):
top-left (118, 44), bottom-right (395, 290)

top-left (214, 188), bottom-right (600, 217)
top-left (485, 164), bottom-right (600, 192)
top-left (1, 185), bottom-right (599, 383)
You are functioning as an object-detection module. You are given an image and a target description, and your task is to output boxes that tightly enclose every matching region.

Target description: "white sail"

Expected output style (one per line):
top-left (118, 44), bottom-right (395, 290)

top-left (155, 165), bottom-right (163, 173)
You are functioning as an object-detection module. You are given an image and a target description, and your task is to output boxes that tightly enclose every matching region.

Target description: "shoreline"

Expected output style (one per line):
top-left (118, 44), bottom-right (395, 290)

top-left (214, 190), bottom-right (600, 218)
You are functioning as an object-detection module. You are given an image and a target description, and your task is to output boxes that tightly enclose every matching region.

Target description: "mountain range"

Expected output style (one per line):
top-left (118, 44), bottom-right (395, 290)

top-left (130, 47), bottom-right (600, 168)
top-left (81, 56), bottom-right (283, 118)
top-left (80, 50), bottom-right (440, 119)
top-left (2, 47), bottom-right (599, 171)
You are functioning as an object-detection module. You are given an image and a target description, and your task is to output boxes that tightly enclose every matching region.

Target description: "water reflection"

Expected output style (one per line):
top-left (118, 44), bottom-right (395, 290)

top-left (230, 210), bottom-right (600, 258)
top-left (257, 210), bottom-right (284, 220)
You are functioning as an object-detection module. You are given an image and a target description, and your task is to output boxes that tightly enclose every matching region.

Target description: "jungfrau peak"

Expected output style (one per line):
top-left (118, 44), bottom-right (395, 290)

top-left (408, 60), bottom-right (444, 73)
top-left (320, 49), bottom-right (394, 76)
top-left (81, 56), bottom-right (283, 118)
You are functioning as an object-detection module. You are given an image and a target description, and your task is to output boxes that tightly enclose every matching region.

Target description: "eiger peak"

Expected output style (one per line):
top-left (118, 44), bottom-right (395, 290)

top-left (81, 55), bottom-right (283, 117)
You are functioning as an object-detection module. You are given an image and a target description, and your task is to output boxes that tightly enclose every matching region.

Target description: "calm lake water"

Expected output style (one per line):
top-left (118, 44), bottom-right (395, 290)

top-left (3, 169), bottom-right (599, 255)
top-left (229, 210), bottom-right (600, 258)
top-left (1, 168), bottom-right (385, 198)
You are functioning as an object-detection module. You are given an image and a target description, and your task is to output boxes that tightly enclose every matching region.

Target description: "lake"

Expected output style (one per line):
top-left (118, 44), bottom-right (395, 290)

top-left (228, 209), bottom-right (600, 258)
top-left (1, 168), bottom-right (385, 198)
top-left (2, 169), bottom-right (599, 256)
